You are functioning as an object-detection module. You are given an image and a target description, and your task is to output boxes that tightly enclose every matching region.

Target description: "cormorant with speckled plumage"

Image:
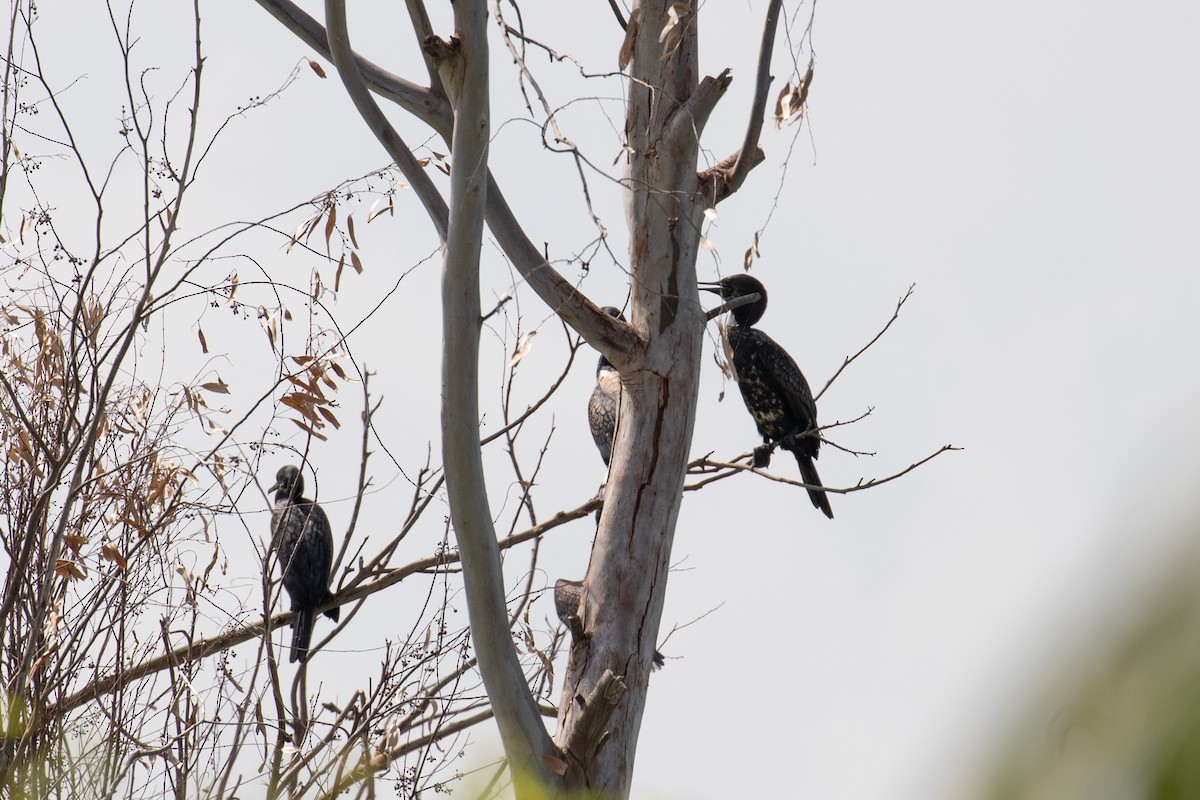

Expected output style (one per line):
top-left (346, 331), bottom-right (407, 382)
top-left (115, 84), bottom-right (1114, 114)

top-left (269, 465), bottom-right (340, 662)
top-left (588, 306), bottom-right (626, 467)
top-left (700, 275), bottom-right (834, 519)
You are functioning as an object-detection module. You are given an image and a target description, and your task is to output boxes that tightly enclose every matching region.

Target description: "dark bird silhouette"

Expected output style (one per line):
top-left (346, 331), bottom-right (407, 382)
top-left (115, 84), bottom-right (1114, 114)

top-left (268, 465), bottom-right (339, 663)
top-left (700, 275), bottom-right (834, 519)
top-left (587, 306), bottom-right (626, 467)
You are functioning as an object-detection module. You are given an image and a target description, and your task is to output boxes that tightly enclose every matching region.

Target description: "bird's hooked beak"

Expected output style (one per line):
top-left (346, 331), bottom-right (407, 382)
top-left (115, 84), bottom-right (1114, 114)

top-left (697, 281), bottom-right (726, 298)
top-left (268, 477), bottom-right (283, 494)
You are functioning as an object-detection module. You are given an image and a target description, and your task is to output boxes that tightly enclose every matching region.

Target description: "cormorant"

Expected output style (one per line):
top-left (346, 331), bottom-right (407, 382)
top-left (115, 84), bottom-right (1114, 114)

top-left (700, 275), bottom-right (834, 519)
top-left (587, 306), bottom-right (626, 467)
top-left (268, 465), bottom-right (340, 663)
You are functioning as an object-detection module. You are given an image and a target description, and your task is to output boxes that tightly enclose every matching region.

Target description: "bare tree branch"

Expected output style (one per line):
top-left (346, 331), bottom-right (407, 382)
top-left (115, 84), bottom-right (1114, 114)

top-left (435, 0), bottom-right (557, 790)
top-left (324, 0), bottom-right (449, 240)
top-left (251, 0), bottom-right (640, 369)
top-left (816, 284), bottom-right (915, 401)
top-left (685, 444), bottom-right (961, 494)
top-left (725, 0), bottom-right (784, 193)
top-left (251, 0), bottom-right (453, 133)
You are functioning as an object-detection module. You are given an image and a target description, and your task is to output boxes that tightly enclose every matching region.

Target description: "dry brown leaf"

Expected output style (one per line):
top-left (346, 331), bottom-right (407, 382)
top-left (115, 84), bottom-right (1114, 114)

top-left (774, 81), bottom-right (793, 129)
top-left (350, 251), bottom-right (363, 274)
top-left (367, 194), bottom-right (394, 223)
top-left (618, 7), bottom-right (639, 70)
top-left (317, 406), bottom-right (341, 429)
top-left (347, 213), bottom-right (359, 248)
top-left (307, 58), bottom-right (327, 78)
top-left (56, 559), bottom-right (86, 581)
top-left (658, 3), bottom-right (689, 61)
top-left (287, 210), bottom-right (322, 253)
top-left (324, 204), bottom-right (337, 251)
top-left (290, 418), bottom-right (328, 441)
top-left (509, 331), bottom-right (537, 368)
top-left (101, 544), bottom-right (128, 570)
top-left (200, 378), bottom-right (230, 394)
top-left (197, 327), bottom-right (208, 353)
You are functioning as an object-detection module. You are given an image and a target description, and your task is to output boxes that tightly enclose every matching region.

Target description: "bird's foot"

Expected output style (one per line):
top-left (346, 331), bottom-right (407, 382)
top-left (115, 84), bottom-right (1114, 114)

top-left (752, 444), bottom-right (773, 469)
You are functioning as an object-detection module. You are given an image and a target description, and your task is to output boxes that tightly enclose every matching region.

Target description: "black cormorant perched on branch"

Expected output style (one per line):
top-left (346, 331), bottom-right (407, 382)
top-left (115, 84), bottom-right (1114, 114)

top-left (587, 306), bottom-right (626, 467)
top-left (700, 275), bottom-right (834, 519)
top-left (269, 465), bottom-right (340, 662)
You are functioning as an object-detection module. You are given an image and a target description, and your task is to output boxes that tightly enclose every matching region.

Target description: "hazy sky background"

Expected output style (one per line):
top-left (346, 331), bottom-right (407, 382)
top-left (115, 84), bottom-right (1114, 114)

top-left (22, 0), bottom-right (1200, 797)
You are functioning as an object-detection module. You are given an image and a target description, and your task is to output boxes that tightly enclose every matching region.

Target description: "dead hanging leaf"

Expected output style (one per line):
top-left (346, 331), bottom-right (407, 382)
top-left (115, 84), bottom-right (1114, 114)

top-left (744, 230), bottom-right (761, 270)
top-left (264, 318), bottom-right (277, 352)
top-left (618, 7), bottom-right (639, 70)
top-left (287, 210), bottom-right (323, 253)
top-left (658, 2), bottom-right (689, 61)
top-left (774, 82), bottom-right (793, 130)
top-left (323, 203), bottom-right (337, 252)
top-left (291, 354), bottom-right (315, 366)
top-left (317, 406), bottom-right (341, 429)
top-left (509, 331), bottom-right (537, 368)
top-left (229, 272), bottom-right (239, 300)
top-left (64, 534), bottom-right (88, 555)
top-left (101, 544), bottom-right (128, 570)
top-left (55, 559), bottom-right (86, 581)
top-left (350, 250), bottom-right (363, 274)
top-left (775, 58), bottom-right (815, 129)
top-left (367, 194), bottom-right (394, 223)
top-left (334, 253), bottom-right (346, 293)
top-left (307, 58), bottom-right (327, 78)
top-left (290, 418), bottom-right (329, 441)
top-left (197, 327), bottom-right (208, 353)
top-left (347, 213), bottom-right (359, 249)
top-left (200, 377), bottom-right (230, 394)
top-left (704, 207), bottom-right (718, 223)
top-left (435, 161), bottom-right (450, 176)
top-left (699, 235), bottom-right (715, 252)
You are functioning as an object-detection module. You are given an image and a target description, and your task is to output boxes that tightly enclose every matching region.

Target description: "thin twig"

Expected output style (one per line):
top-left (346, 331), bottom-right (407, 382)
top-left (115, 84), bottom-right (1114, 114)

top-left (815, 284), bottom-right (915, 401)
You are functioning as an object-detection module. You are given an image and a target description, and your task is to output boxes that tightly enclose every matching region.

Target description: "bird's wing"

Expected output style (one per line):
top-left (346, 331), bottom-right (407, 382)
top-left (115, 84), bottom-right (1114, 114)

top-left (746, 328), bottom-right (818, 436)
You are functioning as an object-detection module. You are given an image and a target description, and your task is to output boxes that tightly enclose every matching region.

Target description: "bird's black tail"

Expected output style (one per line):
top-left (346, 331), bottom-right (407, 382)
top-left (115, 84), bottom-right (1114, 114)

top-left (291, 608), bottom-right (314, 663)
top-left (795, 450), bottom-right (834, 519)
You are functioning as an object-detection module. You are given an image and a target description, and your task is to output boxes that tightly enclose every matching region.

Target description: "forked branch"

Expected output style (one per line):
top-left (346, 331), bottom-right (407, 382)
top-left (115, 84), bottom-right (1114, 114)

top-left (324, 0), bottom-right (449, 240)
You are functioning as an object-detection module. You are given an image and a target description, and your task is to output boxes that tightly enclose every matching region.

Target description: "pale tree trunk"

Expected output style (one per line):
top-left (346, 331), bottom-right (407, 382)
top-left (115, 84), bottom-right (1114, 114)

top-left (553, 3), bottom-right (728, 794)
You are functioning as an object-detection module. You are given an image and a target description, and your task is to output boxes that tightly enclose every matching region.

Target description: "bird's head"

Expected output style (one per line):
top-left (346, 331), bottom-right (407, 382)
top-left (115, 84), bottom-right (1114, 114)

top-left (699, 274), bottom-right (768, 326)
top-left (600, 305), bottom-right (626, 322)
top-left (269, 465), bottom-right (304, 500)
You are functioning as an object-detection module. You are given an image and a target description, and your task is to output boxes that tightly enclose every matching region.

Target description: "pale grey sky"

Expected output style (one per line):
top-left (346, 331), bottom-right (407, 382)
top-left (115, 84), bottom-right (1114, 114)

top-left (20, 0), bottom-right (1200, 797)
